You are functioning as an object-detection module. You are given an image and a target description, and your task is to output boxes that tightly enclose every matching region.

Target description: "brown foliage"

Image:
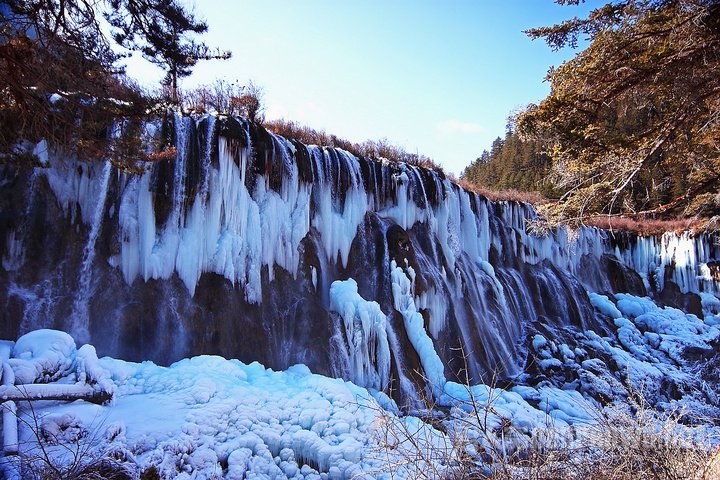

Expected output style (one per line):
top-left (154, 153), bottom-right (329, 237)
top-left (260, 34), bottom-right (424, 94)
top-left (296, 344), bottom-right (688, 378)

top-left (144, 146), bottom-right (177, 162)
top-left (264, 118), bottom-right (444, 172)
top-left (584, 215), bottom-right (703, 236)
top-left (457, 178), bottom-right (547, 204)
top-left (0, 8), bottom-right (154, 168)
top-left (182, 79), bottom-right (264, 122)
top-left (519, 0), bottom-right (720, 221)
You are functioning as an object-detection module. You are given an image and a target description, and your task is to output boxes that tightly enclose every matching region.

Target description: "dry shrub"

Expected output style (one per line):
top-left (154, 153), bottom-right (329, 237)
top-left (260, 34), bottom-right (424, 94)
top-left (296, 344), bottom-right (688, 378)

top-left (1, 399), bottom-right (135, 480)
top-left (585, 215), bottom-right (702, 236)
top-left (371, 381), bottom-right (719, 480)
top-left (231, 81), bottom-right (264, 123)
top-left (571, 402), bottom-right (720, 480)
top-left (368, 410), bottom-right (472, 480)
top-left (181, 79), bottom-right (265, 122)
top-left (264, 119), bottom-right (338, 148)
top-left (456, 179), bottom-right (547, 205)
top-left (264, 118), bottom-right (444, 173)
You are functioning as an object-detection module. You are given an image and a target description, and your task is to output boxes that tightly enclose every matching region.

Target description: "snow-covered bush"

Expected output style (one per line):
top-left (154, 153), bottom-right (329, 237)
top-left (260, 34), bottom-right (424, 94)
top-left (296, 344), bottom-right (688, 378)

top-left (3, 407), bottom-right (136, 480)
top-left (370, 374), bottom-right (720, 480)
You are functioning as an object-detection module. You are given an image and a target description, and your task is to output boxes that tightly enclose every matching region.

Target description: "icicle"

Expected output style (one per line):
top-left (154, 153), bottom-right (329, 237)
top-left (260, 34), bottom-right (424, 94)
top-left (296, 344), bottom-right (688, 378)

top-left (329, 278), bottom-right (391, 391)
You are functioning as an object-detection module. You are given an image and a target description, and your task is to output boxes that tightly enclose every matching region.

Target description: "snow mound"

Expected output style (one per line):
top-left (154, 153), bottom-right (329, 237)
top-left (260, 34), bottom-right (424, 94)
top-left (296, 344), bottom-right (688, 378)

top-left (9, 329), bottom-right (77, 384)
top-left (615, 293), bottom-right (719, 362)
top-left (76, 344), bottom-right (117, 397)
top-left (19, 352), bottom-right (396, 479)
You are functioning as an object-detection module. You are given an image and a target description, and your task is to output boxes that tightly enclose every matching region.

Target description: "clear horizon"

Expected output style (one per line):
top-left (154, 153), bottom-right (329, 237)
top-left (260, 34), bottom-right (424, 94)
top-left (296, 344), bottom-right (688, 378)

top-left (122, 0), bottom-right (603, 176)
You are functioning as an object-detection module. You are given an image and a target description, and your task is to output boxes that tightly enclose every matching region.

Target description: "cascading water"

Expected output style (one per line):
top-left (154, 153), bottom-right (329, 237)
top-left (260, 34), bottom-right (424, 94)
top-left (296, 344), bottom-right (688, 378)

top-left (384, 317), bottom-right (422, 406)
top-left (2, 169), bottom-right (40, 272)
top-left (3, 165), bottom-right (61, 335)
top-left (68, 160), bottom-right (112, 343)
top-left (10, 281), bottom-right (54, 334)
top-left (0, 113), bottom-right (718, 406)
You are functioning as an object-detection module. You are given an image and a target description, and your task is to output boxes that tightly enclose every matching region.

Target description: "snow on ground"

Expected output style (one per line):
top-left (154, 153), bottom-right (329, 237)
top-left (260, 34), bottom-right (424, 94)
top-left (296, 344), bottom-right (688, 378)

top-left (0, 330), bottom-right (556, 479)
top-left (3, 347), bottom-right (405, 479)
top-left (1, 290), bottom-right (718, 479)
top-left (2, 330), bottom-right (464, 479)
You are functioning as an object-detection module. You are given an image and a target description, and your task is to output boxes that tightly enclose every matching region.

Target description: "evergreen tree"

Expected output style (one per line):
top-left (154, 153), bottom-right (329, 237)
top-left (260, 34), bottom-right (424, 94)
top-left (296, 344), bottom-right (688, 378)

top-left (107, 0), bottom-right (231, 104)
top-left (518, 0), bottom-right (720, 220)
top-left (1, 0), bottom-right (149, 165)
top-left (0, 0), bottom-right (228, 165)
top-left (461, 128), bottom-right (556, 198)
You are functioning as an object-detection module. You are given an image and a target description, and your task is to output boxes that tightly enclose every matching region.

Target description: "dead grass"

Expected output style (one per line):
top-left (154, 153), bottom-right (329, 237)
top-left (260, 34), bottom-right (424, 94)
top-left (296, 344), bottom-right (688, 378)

top-left (584, 215), bottom-right (704, 236)
top-left (264, 118), bottom-right (445, 173)
top-left (180, 80), bottom-right (264, 122)
top-left (369, 377), bottom-right (720, 480)
top-left (456, 178), bottom-right (548, 204)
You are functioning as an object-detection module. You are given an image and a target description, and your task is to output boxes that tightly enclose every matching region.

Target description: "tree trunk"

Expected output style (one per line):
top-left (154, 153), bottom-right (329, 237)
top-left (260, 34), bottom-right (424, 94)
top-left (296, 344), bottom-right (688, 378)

top-left (0, 384), bottom-right (112, 405)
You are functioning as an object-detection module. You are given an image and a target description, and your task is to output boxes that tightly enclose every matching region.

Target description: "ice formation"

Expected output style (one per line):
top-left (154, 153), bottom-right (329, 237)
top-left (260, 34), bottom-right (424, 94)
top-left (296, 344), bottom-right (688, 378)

top-left (0, 112), bottom-right (718, 419)
top-left (329, 279), bottom-right (390, 391)
top-left (33, 115), bottom-right (718, 312)
top-left (390, 260), bottom-right (446, 396)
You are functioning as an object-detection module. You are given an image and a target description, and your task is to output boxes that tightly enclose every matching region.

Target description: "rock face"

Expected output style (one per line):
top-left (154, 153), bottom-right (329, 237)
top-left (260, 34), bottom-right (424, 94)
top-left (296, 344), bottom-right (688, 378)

top-left (1, 114), bottom-right (718, 402)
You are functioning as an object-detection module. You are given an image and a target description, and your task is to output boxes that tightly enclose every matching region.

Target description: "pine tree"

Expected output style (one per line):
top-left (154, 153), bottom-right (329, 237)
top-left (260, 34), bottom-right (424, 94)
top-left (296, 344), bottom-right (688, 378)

top-left (518, 0), bottom-right (720, 220)
top-left (461, 127), bottom-right (556, 198)
top-left (107, 0), bottom-right (231, 104)
top-left (1, 0), bottom-right (149, 165)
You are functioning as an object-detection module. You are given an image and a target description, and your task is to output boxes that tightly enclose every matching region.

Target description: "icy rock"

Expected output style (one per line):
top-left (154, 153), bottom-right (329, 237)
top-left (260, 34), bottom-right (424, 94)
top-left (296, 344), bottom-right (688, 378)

top-left (539, 358), bottom-right (563, 369)
top-left (615, 294), bottom-right (656, 318)
top-left (700, 292), bottom-right (720, 316)
top-left (537, 388), bottom-right (591, 424)
top-left (589, 292), bottom-right (622, 319)
top-left (532, 334), bottom-right (547, 351)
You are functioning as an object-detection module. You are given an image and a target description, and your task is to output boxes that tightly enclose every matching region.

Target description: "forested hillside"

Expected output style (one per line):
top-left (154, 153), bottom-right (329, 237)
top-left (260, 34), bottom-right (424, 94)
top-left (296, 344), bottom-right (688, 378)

top-left (461, 128), bottom-right (558, 199)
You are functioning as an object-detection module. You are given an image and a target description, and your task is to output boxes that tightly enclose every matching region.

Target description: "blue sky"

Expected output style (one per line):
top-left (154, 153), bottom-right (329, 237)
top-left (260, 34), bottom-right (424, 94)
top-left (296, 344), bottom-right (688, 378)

top-left (124, 0), bottom-right (603, 175)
